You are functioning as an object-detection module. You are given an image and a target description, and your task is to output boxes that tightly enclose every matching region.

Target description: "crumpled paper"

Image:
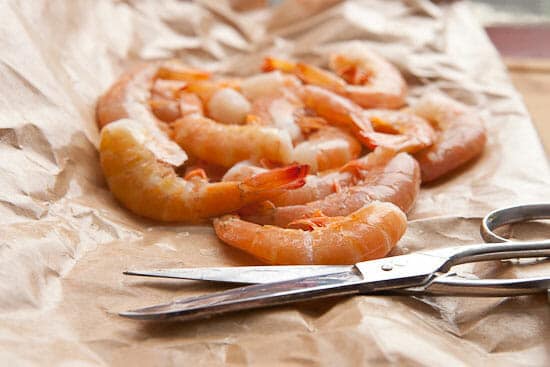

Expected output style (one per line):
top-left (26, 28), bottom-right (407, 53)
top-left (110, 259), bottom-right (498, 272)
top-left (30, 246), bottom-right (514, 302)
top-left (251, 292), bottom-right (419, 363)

top-left (0, 0), bottom-right (549, 365)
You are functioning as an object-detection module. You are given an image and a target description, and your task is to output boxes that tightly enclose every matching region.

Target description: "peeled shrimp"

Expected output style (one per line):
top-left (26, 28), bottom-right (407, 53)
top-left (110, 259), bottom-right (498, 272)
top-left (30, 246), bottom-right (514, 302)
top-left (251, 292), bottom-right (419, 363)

top-left (213, 201), bottom-right (407, 265)
top-left (301, 85), bottom-right (373, 136)
top-left (172, 114), bottom-right (294, 167)
top-left (247, 95), bottom-right (304, 142)
top-left (360, 109), bottom-right (436, 153)
top-left (99, 119), bottom-right (308, 222)
top-left (411, 94), bottom-right (487, 182)
top-left (240, 70), bottom-right (302, 101)
top-left (264, 46), bottom-right (407, 109)
top-left (293, 124), bottom-right (362, 173)
top-left (329, 47), bottom-right (407, 109)
top-left (225, 147), bottom-right (396, 207)
top-left (242, 150), bottom-right (420, 227)
top-left (207, 88), bottom-right (251, 125)
top-left (95, 63), bottom-right (187, 166)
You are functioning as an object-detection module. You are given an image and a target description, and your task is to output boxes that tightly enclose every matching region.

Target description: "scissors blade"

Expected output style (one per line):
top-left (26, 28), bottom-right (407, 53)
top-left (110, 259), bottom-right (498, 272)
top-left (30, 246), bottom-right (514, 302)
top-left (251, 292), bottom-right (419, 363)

top-left (120, 252), bottom-right (446, 321)
top-left (124, 265), bottom-right (352, 284)
top-left (120, 269), bottom-right (364, 321)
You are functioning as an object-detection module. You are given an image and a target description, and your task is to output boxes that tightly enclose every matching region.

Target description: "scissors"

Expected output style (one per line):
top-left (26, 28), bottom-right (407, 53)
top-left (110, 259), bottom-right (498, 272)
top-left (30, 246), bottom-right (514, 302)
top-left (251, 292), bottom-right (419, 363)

top-left (120, 203), bottom-right (550, 321)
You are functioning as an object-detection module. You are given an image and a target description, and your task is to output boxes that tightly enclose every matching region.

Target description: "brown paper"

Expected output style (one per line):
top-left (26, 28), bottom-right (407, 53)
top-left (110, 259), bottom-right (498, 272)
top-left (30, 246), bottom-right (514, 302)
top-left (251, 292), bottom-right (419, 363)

top-left (1, 0), bottom-right (549, 365)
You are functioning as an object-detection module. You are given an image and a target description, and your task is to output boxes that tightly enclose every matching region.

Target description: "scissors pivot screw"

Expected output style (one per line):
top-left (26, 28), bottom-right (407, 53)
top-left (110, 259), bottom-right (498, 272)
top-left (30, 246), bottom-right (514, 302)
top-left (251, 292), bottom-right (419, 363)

top-left (381, 263), bottom-right (393, 271)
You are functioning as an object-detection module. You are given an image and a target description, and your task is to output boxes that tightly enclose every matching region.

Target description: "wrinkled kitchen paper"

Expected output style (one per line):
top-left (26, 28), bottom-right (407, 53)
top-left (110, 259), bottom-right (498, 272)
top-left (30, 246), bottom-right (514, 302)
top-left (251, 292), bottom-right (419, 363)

top-left (0, 0), bottom-right (549, 365)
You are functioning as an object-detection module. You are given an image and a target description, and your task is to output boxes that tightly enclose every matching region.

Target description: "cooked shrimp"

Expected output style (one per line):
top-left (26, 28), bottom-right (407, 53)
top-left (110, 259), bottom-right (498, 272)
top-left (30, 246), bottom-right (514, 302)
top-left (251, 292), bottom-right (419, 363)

top-left (240, 71), bottom-right (302, 101)
top-left (96, 63), bottom-right (187, 166)
top-left (263, 57), bottom-right (347, 93)
top-left (213, 201), bottom-right (407, 265)
top-left (301, 85), bottom-right (373, 135)
top-left (411, 93), bottom-right (487, 182)
top-left (359, 109), bottom-right (436, 153)
top-left (172, 114), bottom-right (294, 167)
top-left (222, 160), bottom-right (268, 182)
top-left (247, 95), bottom-right (304, 142)
top-left (207, 88), bottom-right (251, 124)
top-left (292, 122), bottom-right (362, 173)
top-left (99, 119), bottom-right (308, 222)
top-left (329, 47), bottom-right (407, 109)
top-left (242, 151), bottom-right (420, 227)
top-left (226, 147), bottom-right (396, 207)
top-left (264, 45), bottom-right (407, 109)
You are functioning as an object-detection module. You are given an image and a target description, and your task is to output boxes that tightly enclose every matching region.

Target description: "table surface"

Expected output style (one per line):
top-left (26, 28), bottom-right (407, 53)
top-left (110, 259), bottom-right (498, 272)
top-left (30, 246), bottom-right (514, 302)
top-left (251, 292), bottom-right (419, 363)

top-left (506, 60), bottom-right (550, 156)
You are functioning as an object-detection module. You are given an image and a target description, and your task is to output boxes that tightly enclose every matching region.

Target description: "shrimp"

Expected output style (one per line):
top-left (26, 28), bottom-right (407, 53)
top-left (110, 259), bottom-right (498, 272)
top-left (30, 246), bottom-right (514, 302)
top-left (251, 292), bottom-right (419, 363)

top-left (359, 109), bottom-right (436, 153)
top-left (213, 201), bottom-right (407, 265)
top-left (293, 123), bottom-right (362, 173)
top-left (301, 85), bottom-right (373, 136)
top-left (99, 119), bottom-right (308, 222)
top-left (207, 88), bottom-right (251, 125)
top-left (411, 93), bottom-right (487, 182)
top-left (172, 114), bottom-right (294, 167)
top-left (242, 150), bottom-right (420, 227)
top-left (264, 45), bottom-right (407, 109)
top-left (247, 95), bottom-right (304, 142)
top-left (95, 63), bottom-right (188, 167)
top-left (240, 70), bottom-right (303, 101)
top-left (329, 47), bottom-right (407, 109)
top-left (225, 147), bottom-right (396, 207)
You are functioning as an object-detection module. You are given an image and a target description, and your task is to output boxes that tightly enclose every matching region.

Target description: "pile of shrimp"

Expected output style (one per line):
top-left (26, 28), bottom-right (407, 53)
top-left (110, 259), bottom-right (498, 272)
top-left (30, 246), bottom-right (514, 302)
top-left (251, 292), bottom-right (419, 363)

top-left (96, 45), bottom-right (486, 265)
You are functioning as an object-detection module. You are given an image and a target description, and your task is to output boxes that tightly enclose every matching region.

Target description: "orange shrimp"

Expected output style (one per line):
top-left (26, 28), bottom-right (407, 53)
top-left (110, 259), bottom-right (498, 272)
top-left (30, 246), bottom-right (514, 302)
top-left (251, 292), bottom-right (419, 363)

top-left (293, 124), bottom-right (362, 173)
top-left (96, 61), bottom-right (209, 128)
top-left (264, 45), bottom-right (407, 109)
top-left (359, 109), bottom-right (436, 153)
top-left (213, 201), bottom-right (407, 265)
top-left (329, 47), bottom-right (407, 109)
top-left (242, 150), bottom-right (420, 227)
top-left (301, 85), bottom-right (373, 136)
top-left (172, 114), bottom-right (294, 168)
top-left (247, 95), bottom-right (304, 142)
top-left (225, 147), bottom-right (397, 207)
top-left (99, 119), bottom-right (308, 222)
top-left (95, 63), bottom-right (187, 167)
top-left (411, 94), bottom-right (487, 182)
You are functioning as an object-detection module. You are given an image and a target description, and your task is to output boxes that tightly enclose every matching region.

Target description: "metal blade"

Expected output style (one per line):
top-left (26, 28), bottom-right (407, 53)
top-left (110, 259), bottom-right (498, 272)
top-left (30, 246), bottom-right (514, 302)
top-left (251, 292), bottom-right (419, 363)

top-left (124, 265), bottom-right (352, 284)
top-left (120, 252), bottom-right (449, 321)
top-left (120, 269), bottom-right (365, 321)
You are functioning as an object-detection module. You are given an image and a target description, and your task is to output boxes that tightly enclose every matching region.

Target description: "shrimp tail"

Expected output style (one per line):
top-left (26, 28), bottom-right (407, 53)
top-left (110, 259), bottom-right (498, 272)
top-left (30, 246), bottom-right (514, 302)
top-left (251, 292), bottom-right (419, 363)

top-left (262, 57), bottom-right (297, 73)
top-left (240, 164), bottom-right (309, 193)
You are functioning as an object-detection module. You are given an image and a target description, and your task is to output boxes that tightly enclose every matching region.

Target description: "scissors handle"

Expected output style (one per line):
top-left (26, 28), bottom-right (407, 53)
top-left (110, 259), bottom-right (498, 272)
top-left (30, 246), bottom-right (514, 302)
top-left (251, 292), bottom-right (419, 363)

top-left (481, 203), bottom-right (550, 243)
top-left (439, 240), bottom-right (550, 270)
top-left (401, 274), bottom-right (550, 297)
top-left (433, 202), bottom-right (550, 271)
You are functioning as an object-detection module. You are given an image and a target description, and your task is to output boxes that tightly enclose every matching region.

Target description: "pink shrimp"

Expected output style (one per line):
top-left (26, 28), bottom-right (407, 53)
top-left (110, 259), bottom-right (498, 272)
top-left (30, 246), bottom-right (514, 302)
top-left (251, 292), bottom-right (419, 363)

top-left (213, 201), bottom-right (407, 265)
top-left (241, 149), bottom-right (421, 227)
top-left (99, 119), bottom-right (308, 222)
top-left (226, 147), bottom-right (396, 207)
top-left (411, 93), bottom-right (487, 182)
top-left (359, 109), bottom-right (436, 153)
top-left (263, 45), bottom-right (407, 109)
